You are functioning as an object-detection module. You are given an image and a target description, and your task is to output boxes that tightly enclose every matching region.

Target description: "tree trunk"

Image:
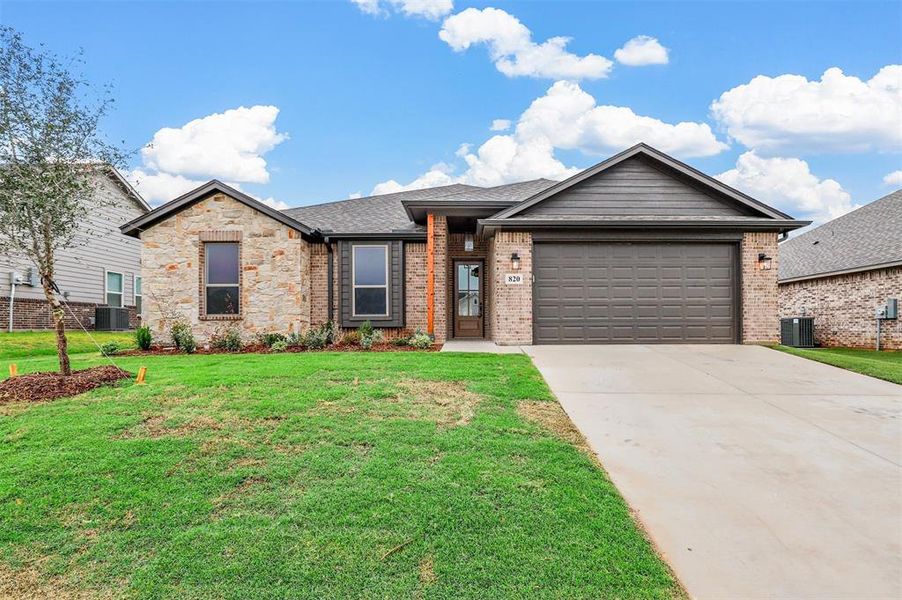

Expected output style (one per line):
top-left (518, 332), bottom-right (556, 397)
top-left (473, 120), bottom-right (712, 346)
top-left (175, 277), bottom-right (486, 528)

top-left (41, 279), bottom-right (71, 376)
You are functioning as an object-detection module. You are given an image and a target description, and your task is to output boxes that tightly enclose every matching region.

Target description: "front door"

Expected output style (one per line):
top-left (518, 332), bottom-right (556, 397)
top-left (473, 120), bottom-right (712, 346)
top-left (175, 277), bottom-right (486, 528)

top-left (454, 261), bottom-right (483, 338)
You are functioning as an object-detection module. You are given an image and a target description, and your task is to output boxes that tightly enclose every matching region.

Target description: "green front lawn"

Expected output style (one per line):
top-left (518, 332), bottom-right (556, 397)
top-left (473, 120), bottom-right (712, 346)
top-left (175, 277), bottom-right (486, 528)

top-left (0, 330), bottom-right (135, 360)
top-left (0, 350), bottom-right (680, 598)
top-left (774, 345), bottom-right (902, 385)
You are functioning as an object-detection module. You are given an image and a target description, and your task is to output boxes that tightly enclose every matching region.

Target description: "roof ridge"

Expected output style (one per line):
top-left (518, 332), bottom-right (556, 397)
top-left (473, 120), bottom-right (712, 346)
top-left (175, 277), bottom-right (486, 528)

top-left (283, 183), bottom-right (480, 213)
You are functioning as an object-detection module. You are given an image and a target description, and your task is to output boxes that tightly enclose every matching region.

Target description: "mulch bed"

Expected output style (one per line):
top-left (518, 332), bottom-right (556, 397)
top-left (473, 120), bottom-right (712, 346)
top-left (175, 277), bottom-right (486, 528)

top-left (118, 342), bottom-right (441, 356)
top-left (0, 366), bottom-right (132, 404)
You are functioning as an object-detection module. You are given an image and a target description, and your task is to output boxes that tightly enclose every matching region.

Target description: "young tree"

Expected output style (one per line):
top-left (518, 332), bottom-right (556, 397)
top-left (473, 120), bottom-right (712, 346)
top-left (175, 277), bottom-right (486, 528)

top-left (0, 27), bottom-right (127, 375)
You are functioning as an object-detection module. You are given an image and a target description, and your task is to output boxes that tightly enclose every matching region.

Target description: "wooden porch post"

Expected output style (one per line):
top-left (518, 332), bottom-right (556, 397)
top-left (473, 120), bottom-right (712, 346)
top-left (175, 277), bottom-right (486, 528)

top-left (426, 213), bottom-right (435, 335)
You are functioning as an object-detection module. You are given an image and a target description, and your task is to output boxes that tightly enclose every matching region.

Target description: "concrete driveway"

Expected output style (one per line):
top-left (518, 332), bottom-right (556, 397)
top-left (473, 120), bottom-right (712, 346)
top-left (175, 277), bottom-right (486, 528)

top-left (524, 344), bottom-right (902, 599)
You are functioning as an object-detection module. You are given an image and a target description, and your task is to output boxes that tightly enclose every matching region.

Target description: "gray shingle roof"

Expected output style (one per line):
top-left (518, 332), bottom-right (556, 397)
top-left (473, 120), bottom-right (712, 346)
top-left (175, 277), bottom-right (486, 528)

top-left (779, 190), bottom-right (902, 282)
top-left (282, 179), bottom-right (556, 234)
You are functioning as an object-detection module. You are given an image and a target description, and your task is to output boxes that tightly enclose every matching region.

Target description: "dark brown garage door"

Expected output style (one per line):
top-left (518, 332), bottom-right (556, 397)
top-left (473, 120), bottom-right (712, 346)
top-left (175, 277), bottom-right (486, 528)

top-left (533, 242), bottom-right (738, 344)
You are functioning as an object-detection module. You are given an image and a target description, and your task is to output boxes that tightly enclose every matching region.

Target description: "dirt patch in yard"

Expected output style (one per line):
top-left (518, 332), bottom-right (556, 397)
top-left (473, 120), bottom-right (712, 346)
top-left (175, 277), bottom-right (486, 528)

top-left (117, 414), bottom-right (223, 439)
top-left (0, 366), bottom-right (131, 405)
top-left (518, 400), bottom-right (592, 456)
top-left (419, 555), bottom-right (437, 585)
top-left (311, 379), bottom-right (482, 427)
top-left (0, 563), bottom-right (111, 600)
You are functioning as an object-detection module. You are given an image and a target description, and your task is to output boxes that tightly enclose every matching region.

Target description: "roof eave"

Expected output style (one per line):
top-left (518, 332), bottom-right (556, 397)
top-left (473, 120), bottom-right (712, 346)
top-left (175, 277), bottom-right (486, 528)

top-left (120, 180), bottom-right (318, 239)
top-left (477, 218), bottom-right (811, 236)
top-left (402, 199), bottom-right (518, 224)
top-left (779, 259), bottom-right (902, 284)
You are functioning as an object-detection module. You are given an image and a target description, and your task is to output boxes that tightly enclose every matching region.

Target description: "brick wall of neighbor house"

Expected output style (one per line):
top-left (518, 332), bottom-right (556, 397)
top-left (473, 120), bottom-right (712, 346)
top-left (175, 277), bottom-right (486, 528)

top-left (0, 296), bottom-right (138, 330)
top-left (141, 192), bottom-right (310, 344)
top-left (490, 231), bottom-right (533, 345)
top-left (405, 242), bottom-right (428, 334)
top-left (780, 267), bottom-right (902, 350)
top-left (431, 216), bottom-right (449, 343)
top-left (447, 233), bottom-right (489, 339)
top-left (741, 232), bottom-right (780, 344)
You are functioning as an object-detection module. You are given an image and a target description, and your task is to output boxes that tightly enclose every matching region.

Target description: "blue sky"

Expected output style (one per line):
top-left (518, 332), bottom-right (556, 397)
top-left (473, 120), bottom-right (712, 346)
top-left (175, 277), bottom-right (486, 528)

top-left (3, 0), bottom-right (900, 224)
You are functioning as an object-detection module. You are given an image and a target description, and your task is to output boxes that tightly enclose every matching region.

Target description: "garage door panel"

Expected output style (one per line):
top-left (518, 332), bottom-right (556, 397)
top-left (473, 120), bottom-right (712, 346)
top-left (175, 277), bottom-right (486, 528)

top-left (533, 242), bottom-right (737, 344)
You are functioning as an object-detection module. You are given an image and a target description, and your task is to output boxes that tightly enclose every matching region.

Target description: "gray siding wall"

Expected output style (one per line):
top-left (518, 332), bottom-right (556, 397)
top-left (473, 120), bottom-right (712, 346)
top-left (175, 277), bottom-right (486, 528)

top-left (339, 240), bottom-right (405, 328)
top-left (0, 173), bottom-right (146, 306)
top-left (522, 155), bottom-right (754, 217)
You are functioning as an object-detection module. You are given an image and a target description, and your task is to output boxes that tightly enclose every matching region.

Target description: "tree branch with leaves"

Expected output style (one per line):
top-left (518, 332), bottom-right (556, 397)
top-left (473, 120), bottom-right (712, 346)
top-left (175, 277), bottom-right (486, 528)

top-left (0, 27), bottom-right (128, 374)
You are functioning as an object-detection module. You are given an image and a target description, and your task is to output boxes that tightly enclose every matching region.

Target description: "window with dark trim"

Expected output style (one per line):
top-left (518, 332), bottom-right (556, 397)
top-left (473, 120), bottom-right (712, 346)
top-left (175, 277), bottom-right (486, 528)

top-left (352, 244), bottom-right (389, 317)
top-left (204, 242), bottom-right (240, 315)
top-left (134, 275), bottom-right (143, 314)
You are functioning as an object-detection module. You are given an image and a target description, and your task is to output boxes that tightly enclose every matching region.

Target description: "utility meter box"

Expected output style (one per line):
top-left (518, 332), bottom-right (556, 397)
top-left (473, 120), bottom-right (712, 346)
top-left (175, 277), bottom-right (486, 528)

top-left (886, 298), bottom-right (898, 320)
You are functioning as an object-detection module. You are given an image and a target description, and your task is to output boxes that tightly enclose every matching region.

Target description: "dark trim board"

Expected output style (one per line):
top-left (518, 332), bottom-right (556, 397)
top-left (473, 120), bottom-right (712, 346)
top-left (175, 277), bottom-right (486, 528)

top-left (531, 240), bottom-right (742, 345)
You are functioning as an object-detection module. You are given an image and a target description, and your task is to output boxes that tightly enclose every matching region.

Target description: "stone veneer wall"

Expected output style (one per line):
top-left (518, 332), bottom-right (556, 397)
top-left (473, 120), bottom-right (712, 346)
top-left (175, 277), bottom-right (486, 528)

top-left (141, 192), bottom-right (310, 343)
top-left (780, 267), bottom-right (901, 350)
top-left (405, 243), bottom-right (429, 333)
top-left (490, 231), bottom-right (533, 345)
top-left (741, 232), bottom-right (780, 344)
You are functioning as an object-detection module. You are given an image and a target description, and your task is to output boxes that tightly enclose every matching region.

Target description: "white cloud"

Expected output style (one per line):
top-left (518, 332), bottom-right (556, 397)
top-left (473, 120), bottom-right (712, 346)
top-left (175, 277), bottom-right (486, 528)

top-left (717, 151), bottom-right (858, 224)
top-left (439, 7), bottom-right (613, 80)
top-left (711, 65), bottom-right (902, 153)
top-left (614, 35), bottom-right (669, 66)
top-left (348, 191), bottom-right (363, 199)
top-left (352, 0), bottom-right (453, 20)
top-left (883, 170), bottom-right (902, 186)
top-left (372, 162), bottom-right (456, 194)
top-left (127, 169), bottom-right (205, 206)
top-left (256, 196), bottom-right (291, 210)
top-left (490, 119), bottom-right (511, 131)
top-left (141, 105), bottom-right (287, 184)
top-left (372, 80), bottom-right (726, 193)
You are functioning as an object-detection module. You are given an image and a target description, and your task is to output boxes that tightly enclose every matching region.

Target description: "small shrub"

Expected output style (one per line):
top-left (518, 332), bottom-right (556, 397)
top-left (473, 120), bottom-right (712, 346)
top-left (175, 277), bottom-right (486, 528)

top-left (358, 320), bottom-right (374, 340)
top-left (135, 326), bottom-right (152, 351)
top-left (256, 332), bottom-right (286, 348)
top-left (341, 330), bottom-right (361, 346)
top-left (286, 332), bottom-right (304, 347)
top-left (211, 325), bottom-right (243, 352)
top-left (392, 335), bottom-right (410, 347)
top-left (323, 320), bottom-right (340, 346)
top-left (171, 320), bottom-right (196, 354)
top-left (408, 329), bottom-right (433, 350)
top-left (270, 340), bottom-right (289, 353)
top-left (100, 341), bottom-right (120, 356)
top-left (303, 327), bottom-right (330, 350)
top-left (360, 328), bottom-right (384, 350)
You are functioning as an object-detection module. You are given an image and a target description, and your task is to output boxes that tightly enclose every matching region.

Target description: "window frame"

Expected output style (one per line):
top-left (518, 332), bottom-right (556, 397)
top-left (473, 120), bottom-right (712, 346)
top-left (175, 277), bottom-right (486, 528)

top-left (133, 274), bottom-right (142, 315)
top-left (104, 270), bottom-right (124, 308)
top-left (203, 241), bottom-right (242, 318)
top-left (351, 244), bottom-right (390, 318)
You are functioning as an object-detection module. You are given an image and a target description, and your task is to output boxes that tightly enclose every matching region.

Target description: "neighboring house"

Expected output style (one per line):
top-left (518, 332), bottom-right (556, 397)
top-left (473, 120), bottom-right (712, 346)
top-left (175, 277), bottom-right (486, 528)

top-left (0, 167), bottom-right (150, 331)
top-left (779, 190), bottom-right (902, 350)
top-left (121, 144), bottom-right (807, 346)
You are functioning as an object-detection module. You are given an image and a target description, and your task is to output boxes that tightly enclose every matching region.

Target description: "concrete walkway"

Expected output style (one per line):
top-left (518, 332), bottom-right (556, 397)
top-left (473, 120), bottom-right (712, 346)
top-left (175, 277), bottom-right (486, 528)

top-left (524, 344), bottom-right (902, 599)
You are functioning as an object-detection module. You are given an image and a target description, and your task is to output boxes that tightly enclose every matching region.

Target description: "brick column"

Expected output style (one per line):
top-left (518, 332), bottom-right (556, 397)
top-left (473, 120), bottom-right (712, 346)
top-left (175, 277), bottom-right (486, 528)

top-left (490, 231), bottom-right (532, 345)
top-left (742, 232), bottom-right (779, 344)
top-left (432, 215), bottom-right (448, 343)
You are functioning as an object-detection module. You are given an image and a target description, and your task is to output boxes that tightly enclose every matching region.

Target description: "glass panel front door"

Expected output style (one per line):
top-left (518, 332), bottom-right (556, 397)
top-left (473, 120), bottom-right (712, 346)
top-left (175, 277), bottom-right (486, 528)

top-left (454, 261), bottom-right (483, 338)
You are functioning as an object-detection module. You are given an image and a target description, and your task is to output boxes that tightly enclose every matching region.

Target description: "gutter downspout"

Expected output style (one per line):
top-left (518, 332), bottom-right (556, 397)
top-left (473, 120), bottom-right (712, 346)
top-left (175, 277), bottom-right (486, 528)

top-left (326, 238), bottom-right (334, 323)
top-left (7, 280), bottom-right (14, 333)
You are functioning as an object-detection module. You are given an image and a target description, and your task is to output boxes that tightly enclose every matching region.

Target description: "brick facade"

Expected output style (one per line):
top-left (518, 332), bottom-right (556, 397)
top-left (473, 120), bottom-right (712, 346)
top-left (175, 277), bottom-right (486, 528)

top-left (404, 242), bottom-right (429, 334)
top-left (780, 267), bottom-right (902, 350)
top-left (490, 231), bottom-right (533, 345)
top-left (141, 192), bottom-right (311, 344)
top-left (0, 296), bottom-right (138, 331)
top-left (309, 242), bottom-right (340, 326)
top-left (742, 232), bottom-right (780, 344)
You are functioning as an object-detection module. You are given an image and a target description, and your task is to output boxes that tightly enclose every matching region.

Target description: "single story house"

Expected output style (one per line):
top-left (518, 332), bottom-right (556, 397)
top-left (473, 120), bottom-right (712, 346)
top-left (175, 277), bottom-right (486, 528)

top-left (779, 190), bottom-right (901, 350)
top-left (121, 144), bottom-right (807, 345)
top-left (1, 167), bottom-right (149, 331)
